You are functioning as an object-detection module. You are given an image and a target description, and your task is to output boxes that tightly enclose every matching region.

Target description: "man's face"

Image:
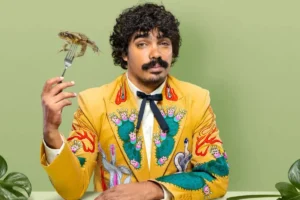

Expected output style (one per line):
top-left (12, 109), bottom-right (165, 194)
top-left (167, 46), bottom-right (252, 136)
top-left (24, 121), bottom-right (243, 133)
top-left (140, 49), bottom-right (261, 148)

top-left (123, 29), bottom-right (173, 88)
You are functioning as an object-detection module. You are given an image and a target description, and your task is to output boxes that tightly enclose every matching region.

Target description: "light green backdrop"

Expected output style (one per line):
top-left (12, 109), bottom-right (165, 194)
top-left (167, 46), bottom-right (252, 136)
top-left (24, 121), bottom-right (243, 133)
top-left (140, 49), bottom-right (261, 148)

top-left (0, 0), bottom-right (299, 192)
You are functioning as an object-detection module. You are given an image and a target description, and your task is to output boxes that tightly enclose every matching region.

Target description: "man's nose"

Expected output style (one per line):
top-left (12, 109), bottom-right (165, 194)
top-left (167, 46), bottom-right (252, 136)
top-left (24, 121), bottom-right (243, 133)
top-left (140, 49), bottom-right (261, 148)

top-left (149, 44), bottom-right (161, 59)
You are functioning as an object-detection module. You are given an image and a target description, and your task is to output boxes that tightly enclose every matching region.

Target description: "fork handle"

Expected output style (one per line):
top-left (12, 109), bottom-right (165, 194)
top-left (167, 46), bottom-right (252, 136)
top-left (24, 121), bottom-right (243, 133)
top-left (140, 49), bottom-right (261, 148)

top-left (58, 67), bottom-right (68, 84)
top-left (61, 67), bottom-right (67, 77)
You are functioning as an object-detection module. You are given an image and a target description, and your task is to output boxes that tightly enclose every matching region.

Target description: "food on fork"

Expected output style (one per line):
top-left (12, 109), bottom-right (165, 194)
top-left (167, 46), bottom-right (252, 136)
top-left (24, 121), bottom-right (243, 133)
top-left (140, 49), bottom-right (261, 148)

top-left (58, 31), bottom-right (100, 57)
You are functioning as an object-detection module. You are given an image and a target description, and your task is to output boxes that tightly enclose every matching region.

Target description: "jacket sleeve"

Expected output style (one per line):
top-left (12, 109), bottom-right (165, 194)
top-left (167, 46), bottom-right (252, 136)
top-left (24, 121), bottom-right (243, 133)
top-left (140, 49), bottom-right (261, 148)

top-left (151, 91), bottom-right (229, 200)
top-left (40, 92), bottom-right (99, 200)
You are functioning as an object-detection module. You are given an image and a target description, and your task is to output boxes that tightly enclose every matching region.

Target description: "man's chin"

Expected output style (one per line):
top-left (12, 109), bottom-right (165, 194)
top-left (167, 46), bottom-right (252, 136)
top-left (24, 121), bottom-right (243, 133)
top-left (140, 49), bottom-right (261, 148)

top-left (143, 73), bottom-right (166, 84)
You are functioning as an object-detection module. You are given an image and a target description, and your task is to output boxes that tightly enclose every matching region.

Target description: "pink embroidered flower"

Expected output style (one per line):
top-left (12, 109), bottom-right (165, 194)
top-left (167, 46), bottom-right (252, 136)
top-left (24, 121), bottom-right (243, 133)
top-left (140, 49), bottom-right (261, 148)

top-left (210, 146), bottom-right (221, 159)
top-left (154, 138), bottom-right (161, 147)
top-left (129, 132), bottom-right (136, 144)
top-left (167, 107), bottom-right (175, 117)
top-left (129, 113), bottom-right (137, 122)
top-left (71, 140), bottom-right (81, 153)
top-left (157, 156), bottom-right (167, 165)
top-left (213, 151), bottom-right (221, 158)
top-left (130, 159), bottom-right (140, 169)
top-left (135, 141), bottom-right (142, 151)
top-left (174, 112), bottom-right (184, 122)
top-left (71, 146), bottom-right (78, 153)
top-left (120, 112), bottom-right (128, 121)
top-left (203, 185), bottom-right (211, 196)
top-left (111, 116), bottom-right (122, 126)
top-left (160, 131), bottom-right (167, 141)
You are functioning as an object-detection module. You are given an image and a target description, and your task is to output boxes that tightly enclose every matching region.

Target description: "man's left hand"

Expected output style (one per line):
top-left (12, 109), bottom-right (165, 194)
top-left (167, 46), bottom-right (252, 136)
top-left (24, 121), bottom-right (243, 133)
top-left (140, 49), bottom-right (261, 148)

top-left (95, 181), bottom-right (164, 200)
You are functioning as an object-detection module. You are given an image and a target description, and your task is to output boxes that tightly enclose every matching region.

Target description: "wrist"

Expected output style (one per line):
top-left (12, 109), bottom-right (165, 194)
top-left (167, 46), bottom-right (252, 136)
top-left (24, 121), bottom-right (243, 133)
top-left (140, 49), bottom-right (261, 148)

top-left (43, 123), bottom-right (59, 134)
top-left (145, 181), bottom-right (164, 199)
top-left (43, 129), bottom-right (63, 149)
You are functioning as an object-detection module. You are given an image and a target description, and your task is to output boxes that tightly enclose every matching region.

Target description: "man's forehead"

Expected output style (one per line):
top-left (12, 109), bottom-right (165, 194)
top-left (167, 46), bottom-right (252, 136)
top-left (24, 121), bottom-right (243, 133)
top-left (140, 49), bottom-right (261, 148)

top-left (132, 29), bottom-right (167, 40)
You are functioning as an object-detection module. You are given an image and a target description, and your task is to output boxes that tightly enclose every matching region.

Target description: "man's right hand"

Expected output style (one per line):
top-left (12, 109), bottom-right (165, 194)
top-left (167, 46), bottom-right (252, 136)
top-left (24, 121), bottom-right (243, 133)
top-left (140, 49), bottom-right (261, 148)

top-left (41, 77), bottom-right (77, 149)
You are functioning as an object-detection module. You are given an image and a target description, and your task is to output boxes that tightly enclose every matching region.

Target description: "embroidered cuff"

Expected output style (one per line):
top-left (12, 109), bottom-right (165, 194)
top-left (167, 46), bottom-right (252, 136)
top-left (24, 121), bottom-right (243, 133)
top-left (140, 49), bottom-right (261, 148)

top-left (43, 134), bottom-right (65, 164)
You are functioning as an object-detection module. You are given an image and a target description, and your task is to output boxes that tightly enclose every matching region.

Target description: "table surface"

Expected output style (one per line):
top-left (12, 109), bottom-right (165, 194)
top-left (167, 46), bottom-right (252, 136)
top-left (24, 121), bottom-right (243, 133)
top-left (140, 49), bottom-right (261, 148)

top-left (28, 191), bottom-right (280, 200)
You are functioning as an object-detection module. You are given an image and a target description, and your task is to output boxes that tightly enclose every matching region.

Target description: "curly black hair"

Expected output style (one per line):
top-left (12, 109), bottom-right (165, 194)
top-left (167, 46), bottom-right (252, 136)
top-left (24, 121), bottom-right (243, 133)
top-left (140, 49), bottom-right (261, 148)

top-left (109, 3), bottom-right (181, 69)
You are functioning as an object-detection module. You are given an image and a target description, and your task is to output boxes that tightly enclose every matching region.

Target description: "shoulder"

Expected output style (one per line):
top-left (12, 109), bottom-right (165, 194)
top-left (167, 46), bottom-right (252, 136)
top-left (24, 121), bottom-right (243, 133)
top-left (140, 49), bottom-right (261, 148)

top-left (169, 75), bottom-right (210, 101)
top-left (79, 84), bottom-right (109, 101)
top-left (77, 75), bottom-right (121, 105)
top-left (169, 76), bottom-right (213, 125)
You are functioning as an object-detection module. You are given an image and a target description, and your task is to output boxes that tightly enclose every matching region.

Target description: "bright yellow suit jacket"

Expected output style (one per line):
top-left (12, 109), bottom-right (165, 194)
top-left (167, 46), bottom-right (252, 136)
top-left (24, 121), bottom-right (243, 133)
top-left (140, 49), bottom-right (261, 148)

top-left (40, 73), bottom-right (229, 200)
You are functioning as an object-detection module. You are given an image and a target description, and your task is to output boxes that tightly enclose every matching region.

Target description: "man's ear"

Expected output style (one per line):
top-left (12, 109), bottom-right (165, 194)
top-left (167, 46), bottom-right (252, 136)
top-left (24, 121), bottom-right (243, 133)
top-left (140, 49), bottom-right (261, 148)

top-left (122, 53), bottom-right (128, 62)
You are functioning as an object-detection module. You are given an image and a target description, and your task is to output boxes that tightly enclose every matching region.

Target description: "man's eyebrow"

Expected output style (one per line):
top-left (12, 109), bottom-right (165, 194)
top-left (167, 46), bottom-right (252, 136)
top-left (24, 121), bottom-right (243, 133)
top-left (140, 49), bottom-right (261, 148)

top-left (133, 32), bottom-right (149, 41)
top-left (132, 31), bottom-right (168, 41)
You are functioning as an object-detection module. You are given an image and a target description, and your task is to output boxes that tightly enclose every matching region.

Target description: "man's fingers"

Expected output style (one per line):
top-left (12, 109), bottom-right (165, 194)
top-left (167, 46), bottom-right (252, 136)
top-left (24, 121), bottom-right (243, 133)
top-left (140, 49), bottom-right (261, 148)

top-left (42, 77), bottom-right (64, 94)
top-left (56, 99), bottom-right (72, 109)
top-left (53, 92), bottom-right (77, 103)
top-left (50, 81), bottom-right (75, 96)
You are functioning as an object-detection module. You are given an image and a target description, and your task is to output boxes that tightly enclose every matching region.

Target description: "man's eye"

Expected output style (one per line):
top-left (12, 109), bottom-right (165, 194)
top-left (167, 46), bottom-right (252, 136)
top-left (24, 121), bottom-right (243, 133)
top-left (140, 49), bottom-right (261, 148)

top-left (160, 41), bottom-right (170, 46)
top-left (137, 43), bottom-right (147, 48)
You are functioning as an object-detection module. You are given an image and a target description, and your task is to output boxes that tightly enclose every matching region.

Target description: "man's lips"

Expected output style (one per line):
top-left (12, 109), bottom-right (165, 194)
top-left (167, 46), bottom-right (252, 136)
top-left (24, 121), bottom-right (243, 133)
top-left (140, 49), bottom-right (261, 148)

top-left (148, 64), bottom-right (164, 72)
top-left (152, 64), bottom-right (162, 68)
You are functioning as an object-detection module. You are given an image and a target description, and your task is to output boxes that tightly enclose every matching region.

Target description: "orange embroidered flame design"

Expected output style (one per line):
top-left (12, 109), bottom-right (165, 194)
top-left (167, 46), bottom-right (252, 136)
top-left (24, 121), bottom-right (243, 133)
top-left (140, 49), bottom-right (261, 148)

top-left (67, 131), bottom-right (96, 153)
top-left (195, 130), bottom-right (222, 156)
top-left (165, 85), bottom-right (178, 101)
top-left (115, 86), bottom-right (126, 105)
top-left (195, 106), bottom-right (222, 156)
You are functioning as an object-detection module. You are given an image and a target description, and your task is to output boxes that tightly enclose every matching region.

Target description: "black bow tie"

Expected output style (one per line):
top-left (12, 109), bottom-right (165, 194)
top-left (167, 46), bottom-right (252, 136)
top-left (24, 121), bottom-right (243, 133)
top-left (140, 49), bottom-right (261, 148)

top-left (136, 91), bottom-right (169, 133)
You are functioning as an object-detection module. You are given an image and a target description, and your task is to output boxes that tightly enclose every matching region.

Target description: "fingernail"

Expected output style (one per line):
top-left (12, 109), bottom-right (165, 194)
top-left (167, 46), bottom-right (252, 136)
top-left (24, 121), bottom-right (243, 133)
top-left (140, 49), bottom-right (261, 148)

top-left (60, 77), bottom-right (64, 80)
top-left (74, 93), bottom-right (77, 96)
top-left (71, 81), bottom-right (75, 85)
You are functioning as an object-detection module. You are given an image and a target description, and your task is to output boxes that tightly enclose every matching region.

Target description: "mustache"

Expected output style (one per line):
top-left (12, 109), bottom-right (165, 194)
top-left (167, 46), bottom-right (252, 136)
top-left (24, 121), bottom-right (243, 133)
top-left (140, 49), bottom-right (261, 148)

top-left (141, 57), bottom-right (169, 70)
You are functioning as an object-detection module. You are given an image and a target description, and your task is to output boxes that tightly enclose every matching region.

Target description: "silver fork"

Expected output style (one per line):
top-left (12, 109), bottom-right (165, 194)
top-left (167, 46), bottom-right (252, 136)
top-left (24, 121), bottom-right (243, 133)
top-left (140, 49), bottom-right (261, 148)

top-left (61, 44), bottom-right (78, 78)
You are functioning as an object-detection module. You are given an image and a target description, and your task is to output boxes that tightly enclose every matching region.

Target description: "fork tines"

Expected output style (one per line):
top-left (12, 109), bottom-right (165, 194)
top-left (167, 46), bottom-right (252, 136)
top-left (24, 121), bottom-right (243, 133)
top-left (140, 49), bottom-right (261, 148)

top-left (61, 44), bottom-right (78, 77)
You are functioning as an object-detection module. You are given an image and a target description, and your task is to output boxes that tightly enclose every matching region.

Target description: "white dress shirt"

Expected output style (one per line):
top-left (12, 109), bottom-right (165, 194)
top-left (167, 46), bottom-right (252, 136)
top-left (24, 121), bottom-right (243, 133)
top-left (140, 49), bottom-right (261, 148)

top-left (43, 73), bottom-right (172, 199)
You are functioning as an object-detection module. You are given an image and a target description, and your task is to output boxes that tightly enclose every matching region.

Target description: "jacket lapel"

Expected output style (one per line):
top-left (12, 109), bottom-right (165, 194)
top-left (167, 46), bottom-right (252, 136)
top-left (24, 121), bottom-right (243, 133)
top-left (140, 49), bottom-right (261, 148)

top-left (150, 75), bottom-right (188, 179)
top-left (104, 74), bottom-right (150, 182)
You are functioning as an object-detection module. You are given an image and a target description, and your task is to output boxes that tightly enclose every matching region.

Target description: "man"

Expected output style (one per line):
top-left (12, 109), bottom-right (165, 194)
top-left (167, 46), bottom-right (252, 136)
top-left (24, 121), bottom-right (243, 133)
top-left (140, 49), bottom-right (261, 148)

top-left (40, 3), bottom-right (229, 200)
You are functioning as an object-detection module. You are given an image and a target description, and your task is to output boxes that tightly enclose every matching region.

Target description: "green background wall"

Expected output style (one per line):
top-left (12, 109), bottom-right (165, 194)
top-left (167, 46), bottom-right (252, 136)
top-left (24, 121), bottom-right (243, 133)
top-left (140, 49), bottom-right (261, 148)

top-left (1, 0), bottom-right (299, 192)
